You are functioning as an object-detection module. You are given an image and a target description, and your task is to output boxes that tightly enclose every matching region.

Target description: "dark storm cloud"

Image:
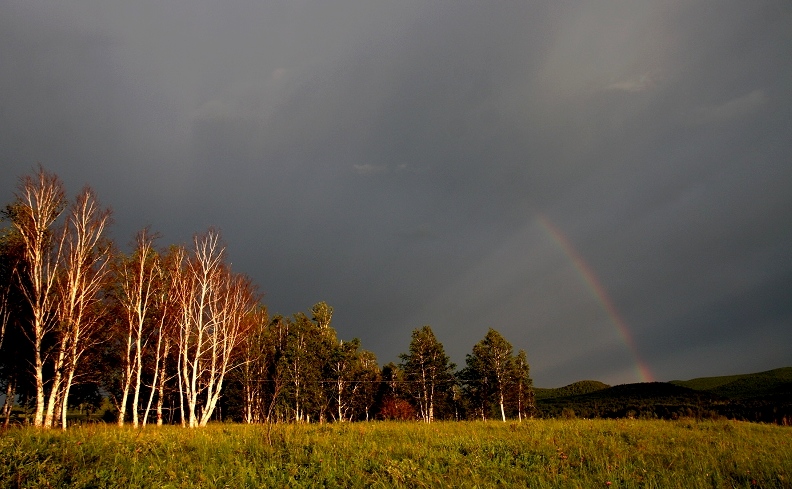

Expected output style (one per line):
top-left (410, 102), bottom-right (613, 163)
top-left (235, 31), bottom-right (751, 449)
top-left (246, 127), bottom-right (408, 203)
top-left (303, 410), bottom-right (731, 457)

top-left (2, 0), bottom-right (791, 386)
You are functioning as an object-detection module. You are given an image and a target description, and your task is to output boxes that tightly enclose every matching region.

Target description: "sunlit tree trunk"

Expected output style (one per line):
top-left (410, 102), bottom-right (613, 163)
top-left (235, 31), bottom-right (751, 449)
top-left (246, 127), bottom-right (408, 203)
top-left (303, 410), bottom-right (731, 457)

top-left (142, 314), bottom-right (166, 427)
top-left (513, 349), bottom-right (533, 421)
top-left (177, 342), bottom-right (186, 427)
top-left (9, 167), bottom-right (67, 428)
top-left (132, 321), bottom-right (144, 427)
top-left (150, 264), bottom-right (177, 427)
top-left (179, 234), bottom-right (215, 428)
top-left (0, 275), bottom-right (11, 359)
top-left (118, 318), bottom-right (134, 426)
top-left (2, 379), bottom-right (15, 429)
top-left (419, 363), bottom-right (428, 422)
top-left (53, 187), bottom-right (112, 429)
top-left (116, 229), bottom-right (158, 427)
top-left (156, 336), bottom-right (170, 426)
top-left (43, 343), bottom-right (68, 428)
top-left (174, 231), bottom-right (256, 427)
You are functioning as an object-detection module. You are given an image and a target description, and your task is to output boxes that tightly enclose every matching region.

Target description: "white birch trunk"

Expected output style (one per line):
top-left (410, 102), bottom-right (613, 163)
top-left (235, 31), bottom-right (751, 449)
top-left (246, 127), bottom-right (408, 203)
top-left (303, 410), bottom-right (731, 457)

top-left (132, 329), bottom-right (143, 428)
top-left (12, 169), bottom-right (66, 428)
top-left (156, 336), bottom-right (169, 426)
top-left (142, 322), bottom-right (163, 427)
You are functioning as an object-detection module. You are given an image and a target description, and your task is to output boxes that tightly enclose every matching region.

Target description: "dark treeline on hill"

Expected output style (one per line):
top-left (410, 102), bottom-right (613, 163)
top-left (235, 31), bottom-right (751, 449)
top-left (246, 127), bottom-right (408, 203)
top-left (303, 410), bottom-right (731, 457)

top-left (537, 368), bottom-right (792, 425)
top-left (534, 380), bottom-right (610, 400)
top-left (1, 167), bottom-right (790, 429)
top-left (0, 167), bottom-right (537, 428)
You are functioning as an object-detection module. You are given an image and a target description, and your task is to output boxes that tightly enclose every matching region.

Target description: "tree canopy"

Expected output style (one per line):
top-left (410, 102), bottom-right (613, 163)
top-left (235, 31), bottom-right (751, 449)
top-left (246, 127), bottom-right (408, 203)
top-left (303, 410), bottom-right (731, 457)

top-left (0, 167), bottom-right (535, 427)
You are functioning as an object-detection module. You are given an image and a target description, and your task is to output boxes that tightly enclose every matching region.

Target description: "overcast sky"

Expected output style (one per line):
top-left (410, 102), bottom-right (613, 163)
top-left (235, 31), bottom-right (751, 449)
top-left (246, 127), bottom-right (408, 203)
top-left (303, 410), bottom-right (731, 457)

top-left (2, 1), bottom-right (791, 387)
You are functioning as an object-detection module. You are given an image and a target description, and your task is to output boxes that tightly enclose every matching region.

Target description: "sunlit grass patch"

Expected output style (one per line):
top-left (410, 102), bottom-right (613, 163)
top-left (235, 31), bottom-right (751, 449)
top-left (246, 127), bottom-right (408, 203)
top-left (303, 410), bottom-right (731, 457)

top-left (1, 419), bottom-right (790, 488)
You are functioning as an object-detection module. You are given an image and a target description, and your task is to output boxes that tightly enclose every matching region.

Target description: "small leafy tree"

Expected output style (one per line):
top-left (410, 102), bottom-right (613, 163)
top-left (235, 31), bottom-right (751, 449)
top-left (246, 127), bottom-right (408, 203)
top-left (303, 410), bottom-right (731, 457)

top-left (460, 328), bottom-right (515, 421)
top-left (282, 311), bottom-right (331, 422)
top-left (511, 349), bottom-right (535, 421)
top-left (233, 305), bottom-right (271, 424)
top-left (399, 326), bottom-right (455, 423)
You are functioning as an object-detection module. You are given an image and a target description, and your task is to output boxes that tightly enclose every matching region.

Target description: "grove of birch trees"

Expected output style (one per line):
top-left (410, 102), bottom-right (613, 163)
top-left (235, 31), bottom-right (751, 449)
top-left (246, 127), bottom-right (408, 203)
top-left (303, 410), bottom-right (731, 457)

top-left (0, 167), bottom-right (534, 428)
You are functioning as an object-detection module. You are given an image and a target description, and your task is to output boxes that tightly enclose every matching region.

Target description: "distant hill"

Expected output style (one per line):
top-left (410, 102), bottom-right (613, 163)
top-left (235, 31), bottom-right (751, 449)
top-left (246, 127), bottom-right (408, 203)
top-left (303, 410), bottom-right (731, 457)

top-left (670, 367), bottom-right (792, 399)
top-left (534, 367), bottom-right (792, 424)
top-left (534, 380), bottom-right (610, 400)
top-left (536, 382), bottom-right (723, 420)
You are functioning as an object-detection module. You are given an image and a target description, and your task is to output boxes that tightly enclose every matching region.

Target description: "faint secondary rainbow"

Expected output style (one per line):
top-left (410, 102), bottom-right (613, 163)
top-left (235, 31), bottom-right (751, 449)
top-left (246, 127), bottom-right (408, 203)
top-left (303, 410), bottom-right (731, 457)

top-left (537, 214), bottom-right (654, 383)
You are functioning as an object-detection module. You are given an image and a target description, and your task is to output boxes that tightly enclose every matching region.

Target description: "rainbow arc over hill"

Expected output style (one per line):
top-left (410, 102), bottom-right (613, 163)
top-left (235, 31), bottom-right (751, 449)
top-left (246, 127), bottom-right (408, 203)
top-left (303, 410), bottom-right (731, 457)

top-left (537, 214), bottom-right (654, 383)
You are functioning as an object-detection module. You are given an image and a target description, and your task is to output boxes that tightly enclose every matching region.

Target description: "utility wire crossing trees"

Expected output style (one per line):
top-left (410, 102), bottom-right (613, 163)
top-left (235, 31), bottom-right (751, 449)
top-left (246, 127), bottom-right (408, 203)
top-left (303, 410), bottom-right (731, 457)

top-left (399, 326), bottom-right (455, 423)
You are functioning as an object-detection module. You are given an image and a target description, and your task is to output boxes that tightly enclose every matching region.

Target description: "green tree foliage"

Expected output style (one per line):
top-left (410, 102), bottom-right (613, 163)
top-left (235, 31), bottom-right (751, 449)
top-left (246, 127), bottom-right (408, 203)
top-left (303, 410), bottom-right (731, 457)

top-left (311, 301), bottom-right (333, 330)
top-left (376, 362), bottom-right (415, 420)
top-left (2, 169), bottom-right (572, 428)
top-left (226, 302), bottom-right (381, 424)
top-left (352, 349), bottom-right (381, 421)
top-left (399, 326), bottom-right (456, 422)
top-left (461, 328), bottom-right (534, 421)
top-left (326, 338), bottom-right (381, 421)
top-left (510, 349), bottom-right (536, 420)
top-left (229, 305), bottom-right (271, 424)
top-left (281, 312), bottom-right (332, 422)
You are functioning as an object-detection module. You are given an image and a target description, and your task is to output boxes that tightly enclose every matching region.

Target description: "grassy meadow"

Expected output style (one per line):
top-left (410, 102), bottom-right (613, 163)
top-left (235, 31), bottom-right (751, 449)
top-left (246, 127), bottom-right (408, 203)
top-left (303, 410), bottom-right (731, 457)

top-left (1, 419), bottom-right (790, 488)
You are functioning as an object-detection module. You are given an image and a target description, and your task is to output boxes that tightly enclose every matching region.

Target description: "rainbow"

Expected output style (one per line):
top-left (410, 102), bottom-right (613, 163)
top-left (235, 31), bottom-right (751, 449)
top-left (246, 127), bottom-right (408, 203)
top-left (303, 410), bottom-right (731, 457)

top-left (537, 214), bottom-right (654, 383)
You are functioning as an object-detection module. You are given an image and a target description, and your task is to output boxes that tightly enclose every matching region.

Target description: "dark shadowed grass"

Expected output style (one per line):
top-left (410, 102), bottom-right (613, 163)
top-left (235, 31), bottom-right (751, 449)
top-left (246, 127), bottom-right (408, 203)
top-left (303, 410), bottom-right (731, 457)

top-left (1, 419), bottom-right (790, 488)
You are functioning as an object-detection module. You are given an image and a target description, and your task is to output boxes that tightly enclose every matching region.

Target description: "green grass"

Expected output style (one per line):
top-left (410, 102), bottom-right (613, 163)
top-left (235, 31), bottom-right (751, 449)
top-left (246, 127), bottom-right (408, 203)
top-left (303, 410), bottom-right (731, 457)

top-left (2, 420), bottom-right (790, 488)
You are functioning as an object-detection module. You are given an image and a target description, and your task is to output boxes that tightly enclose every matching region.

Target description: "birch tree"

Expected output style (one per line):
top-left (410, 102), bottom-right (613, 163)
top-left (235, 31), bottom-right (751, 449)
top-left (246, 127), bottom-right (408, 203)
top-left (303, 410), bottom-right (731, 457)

top-left (461, 328), bottom-right (515, 421)
top-left (282, 313), bottom-right (317, 422)
top-left (350, 349), bottom-right (380, 421)
top-left (115, 228), bottom-right (159, 427)
top-left (263, 315), bottom-right (291, 422)
top-left (399, 326), bottom-right (455, 423)
top-left (140, 251), bottom-right (176, 427)
top-left (327, 338), bottom-right (360, 422)
top-left (236, 305), bottom-right (272, 424)
top-left (198, 268), bottom-right (257, 425)
top-left (53, 187), bottom-right (112, 429)
top-left (512, 349), bottom-right (535, 421)
top-left (145, 245), bottom-right (183, 426)
top-left (8, 167), bottom-right (67, 428)
top-left (176, 231), bottom-right (257, 427)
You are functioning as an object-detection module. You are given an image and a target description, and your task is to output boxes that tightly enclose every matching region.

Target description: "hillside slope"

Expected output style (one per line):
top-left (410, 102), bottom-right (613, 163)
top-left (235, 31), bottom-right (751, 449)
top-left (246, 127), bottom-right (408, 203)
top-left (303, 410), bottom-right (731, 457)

top-left (534, 380), bottom-right (610, 400)
top-left (534, 367), bottom-right (792, 424)
top-left (670, 367), bottom-right (792, 399)
top-left (536, 382), bottom-right (723, 420)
